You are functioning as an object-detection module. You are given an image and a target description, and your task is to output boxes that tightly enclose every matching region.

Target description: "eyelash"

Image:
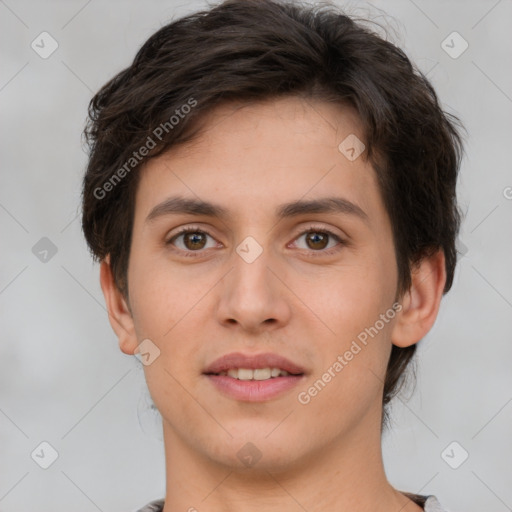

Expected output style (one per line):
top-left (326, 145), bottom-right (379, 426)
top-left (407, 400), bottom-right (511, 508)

top-left (166, 224), bottom-right (345, 258)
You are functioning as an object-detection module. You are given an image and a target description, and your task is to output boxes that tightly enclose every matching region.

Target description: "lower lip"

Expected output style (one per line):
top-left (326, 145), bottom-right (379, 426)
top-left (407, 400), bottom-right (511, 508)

top-left (205, 374), bottom-right (304, 402)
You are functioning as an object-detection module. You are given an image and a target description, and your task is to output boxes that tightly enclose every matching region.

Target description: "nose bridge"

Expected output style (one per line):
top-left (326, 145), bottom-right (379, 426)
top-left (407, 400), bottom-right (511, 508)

top-left (229, 217), bottom-right (276, 290)
top-left (216, 233), bottom-right (290, 330)
top-left (230, 236), bottom-right (276, 304)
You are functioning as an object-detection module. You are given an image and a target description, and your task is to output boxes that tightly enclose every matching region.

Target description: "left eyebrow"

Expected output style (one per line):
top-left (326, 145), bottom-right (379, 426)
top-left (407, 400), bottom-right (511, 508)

top-left (275, 196), bottom-right (369, 224)
top-left (145, 195), bottom-right (369, 225)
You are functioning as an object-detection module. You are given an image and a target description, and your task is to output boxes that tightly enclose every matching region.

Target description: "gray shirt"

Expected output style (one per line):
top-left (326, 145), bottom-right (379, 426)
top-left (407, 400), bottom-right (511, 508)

top-left (135, 495), bottom-right (450, 511)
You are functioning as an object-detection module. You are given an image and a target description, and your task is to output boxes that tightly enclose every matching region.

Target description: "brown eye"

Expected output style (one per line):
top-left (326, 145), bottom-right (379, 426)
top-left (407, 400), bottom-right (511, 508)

top-left (167, 229), bottom-right (217, 252)
top-left (305, 232), bottom-right (329, 250)
top-left (183, 232), bottom-right (207, 250)
top-left (292, 228), bottom-right (344, 256)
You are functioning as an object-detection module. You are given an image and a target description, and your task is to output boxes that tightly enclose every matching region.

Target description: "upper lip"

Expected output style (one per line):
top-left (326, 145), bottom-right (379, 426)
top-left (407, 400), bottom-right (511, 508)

top-left (203, 352), bottom-right (306, 375)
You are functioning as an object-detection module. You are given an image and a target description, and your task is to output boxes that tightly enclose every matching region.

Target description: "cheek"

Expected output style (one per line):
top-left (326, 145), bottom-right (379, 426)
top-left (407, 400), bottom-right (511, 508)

top-left (324, 289), bottom-right (394, 374)
top-left (127, 253), bottom-right (213, 378)
top-left (128, 258), bottom-right (205, 415)
top-left (311, 260), bottom-right (396, 341)
top-left (127, 251), bottom-right (202, 337)
top-left (297, 251), bottom-right (397, 403)
top-left (298, 279), bottom-right (396, 423)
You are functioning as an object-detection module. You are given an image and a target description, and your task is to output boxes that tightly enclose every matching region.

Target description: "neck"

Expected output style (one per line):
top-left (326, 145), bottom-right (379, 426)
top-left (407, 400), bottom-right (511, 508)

top-left (160, 406), bottom-right (422, 512)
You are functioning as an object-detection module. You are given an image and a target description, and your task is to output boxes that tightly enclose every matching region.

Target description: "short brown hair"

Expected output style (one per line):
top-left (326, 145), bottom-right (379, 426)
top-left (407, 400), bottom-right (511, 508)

top-left (81, 0), bottom-right (464, 424)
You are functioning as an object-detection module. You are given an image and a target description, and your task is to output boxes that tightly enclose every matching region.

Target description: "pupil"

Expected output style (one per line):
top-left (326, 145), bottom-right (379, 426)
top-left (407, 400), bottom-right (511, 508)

top-left (186, 232), bottom-right (205, 249)
top-left (308, 232), bottom-right (327, 249)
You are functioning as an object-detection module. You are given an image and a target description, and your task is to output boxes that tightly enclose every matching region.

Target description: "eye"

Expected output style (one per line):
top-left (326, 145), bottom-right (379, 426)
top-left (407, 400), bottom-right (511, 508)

top-left (166, 227), bottom-right (218, 254)
top-left (166, 225), bottom-right (345, 257)
top-left (291, 226), bottom-right (345, 255)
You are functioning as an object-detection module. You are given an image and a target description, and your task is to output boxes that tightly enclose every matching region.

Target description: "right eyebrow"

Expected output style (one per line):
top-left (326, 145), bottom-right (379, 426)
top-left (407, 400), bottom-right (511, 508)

top-left (146, 196), bottom-right (230, 223)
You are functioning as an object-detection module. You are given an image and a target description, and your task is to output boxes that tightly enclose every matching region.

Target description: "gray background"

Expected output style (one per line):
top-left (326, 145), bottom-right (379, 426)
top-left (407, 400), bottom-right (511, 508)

top-left (1, 0), bottom-right (511, 511)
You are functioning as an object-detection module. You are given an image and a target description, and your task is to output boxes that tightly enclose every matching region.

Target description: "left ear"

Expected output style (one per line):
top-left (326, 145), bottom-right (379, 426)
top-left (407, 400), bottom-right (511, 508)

top-left (391, 249), bottom-right (447, 348)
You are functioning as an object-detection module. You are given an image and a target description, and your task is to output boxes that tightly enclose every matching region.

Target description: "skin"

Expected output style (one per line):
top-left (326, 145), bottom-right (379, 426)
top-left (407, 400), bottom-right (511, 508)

top-left (100, 96), bottom-right (446, 512)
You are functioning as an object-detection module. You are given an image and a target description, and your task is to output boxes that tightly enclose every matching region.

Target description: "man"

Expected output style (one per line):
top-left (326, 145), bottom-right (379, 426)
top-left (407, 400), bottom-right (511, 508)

top-left (81, 1), bottom-right (463, 510)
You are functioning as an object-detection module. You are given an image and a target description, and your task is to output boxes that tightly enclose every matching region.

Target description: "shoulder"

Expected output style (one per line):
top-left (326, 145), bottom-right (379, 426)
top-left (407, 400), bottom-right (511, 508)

top-left (134, 496), bottom-right (454, 512)
top-left (134, 498), bottom-right (165, 512)
top-left (424, 495), bottom-right (452, 512)
top-left (402, 492), bottom-right (453, 512)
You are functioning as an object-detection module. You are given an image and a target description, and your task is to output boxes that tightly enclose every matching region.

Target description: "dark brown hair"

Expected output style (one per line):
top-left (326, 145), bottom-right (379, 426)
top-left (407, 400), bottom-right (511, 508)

top-left (81, 0), bottom-right (463, 424)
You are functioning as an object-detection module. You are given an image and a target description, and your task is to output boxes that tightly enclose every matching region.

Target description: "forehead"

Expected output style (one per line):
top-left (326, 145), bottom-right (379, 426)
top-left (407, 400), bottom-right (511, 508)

top-left (134, 96), bottom-right (385, 228)
top-left (173, 96), bottom-right (366, 160)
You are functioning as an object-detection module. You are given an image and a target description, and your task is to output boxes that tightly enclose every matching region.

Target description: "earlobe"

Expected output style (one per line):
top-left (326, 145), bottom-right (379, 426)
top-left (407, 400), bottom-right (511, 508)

top-left (391, 250), bottom-right (447, 348)
top-left (99, 256), bottom-right (139, 355)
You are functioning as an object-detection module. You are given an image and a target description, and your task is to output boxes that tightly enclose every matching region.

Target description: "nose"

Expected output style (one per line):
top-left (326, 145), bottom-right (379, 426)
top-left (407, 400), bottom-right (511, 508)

top-left (215, 243), bottom-right (292, 335)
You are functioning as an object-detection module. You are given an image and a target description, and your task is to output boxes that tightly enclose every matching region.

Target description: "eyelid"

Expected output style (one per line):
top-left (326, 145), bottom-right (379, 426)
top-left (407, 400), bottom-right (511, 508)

top-left (166, 224), bottom-right (215, 242)
top-left (290, 223), bottom-right (346, 242)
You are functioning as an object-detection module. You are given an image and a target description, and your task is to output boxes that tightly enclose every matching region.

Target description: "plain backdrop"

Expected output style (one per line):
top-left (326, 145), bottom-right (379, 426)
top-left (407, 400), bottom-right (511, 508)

top-left (1, 0), bottom-right (511, 511)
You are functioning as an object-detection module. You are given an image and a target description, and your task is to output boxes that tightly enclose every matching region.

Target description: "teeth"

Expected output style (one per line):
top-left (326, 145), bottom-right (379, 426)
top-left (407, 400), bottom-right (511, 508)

top-left (219, 367), bottom-right (291, 380)
top-left (238, 368), bottom-right (254, 380)
top-left (253, 368), bottom-right (271, 380)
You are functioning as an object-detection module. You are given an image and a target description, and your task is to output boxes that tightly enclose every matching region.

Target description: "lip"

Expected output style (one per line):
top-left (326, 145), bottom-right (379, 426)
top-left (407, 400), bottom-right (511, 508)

top-left (203, 352), bottom-right (306, 402)
top-left (203, 352), bottom-right (306, 375)
top-left (206, 374), bottom-right (304, 402)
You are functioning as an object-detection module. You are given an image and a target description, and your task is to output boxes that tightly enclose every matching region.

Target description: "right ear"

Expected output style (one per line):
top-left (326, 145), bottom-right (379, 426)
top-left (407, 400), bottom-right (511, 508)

top-left (99, 255), bottom-right (139, 355)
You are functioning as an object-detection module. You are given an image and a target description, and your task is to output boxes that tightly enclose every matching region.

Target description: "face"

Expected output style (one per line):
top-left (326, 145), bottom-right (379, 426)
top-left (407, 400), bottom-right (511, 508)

top-left (124, 96), bottom-right (400, 471)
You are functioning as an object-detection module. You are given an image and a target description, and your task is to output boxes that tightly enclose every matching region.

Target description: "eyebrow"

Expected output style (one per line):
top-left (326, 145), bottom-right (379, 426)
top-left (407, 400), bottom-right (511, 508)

top-left (145, 195), bottom-right (369, 224)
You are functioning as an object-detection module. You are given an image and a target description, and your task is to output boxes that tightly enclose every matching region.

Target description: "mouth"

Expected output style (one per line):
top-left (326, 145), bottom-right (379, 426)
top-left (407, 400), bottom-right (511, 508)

top-left (211, 367), bottom-right (296, 380)
top-left (203, 352), bottom-right (306, 401)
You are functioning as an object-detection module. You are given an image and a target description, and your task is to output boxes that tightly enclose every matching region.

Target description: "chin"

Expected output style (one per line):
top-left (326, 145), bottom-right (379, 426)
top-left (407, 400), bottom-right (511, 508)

top-left (198, 430), bottom-right (308, 474)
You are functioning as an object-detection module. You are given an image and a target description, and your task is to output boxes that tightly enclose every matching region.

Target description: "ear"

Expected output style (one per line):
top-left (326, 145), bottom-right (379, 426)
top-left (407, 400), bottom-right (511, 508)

top-left (99, 256), bottom-right (138, 355)
top-left (391, 249), bottom-right (447, 348)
